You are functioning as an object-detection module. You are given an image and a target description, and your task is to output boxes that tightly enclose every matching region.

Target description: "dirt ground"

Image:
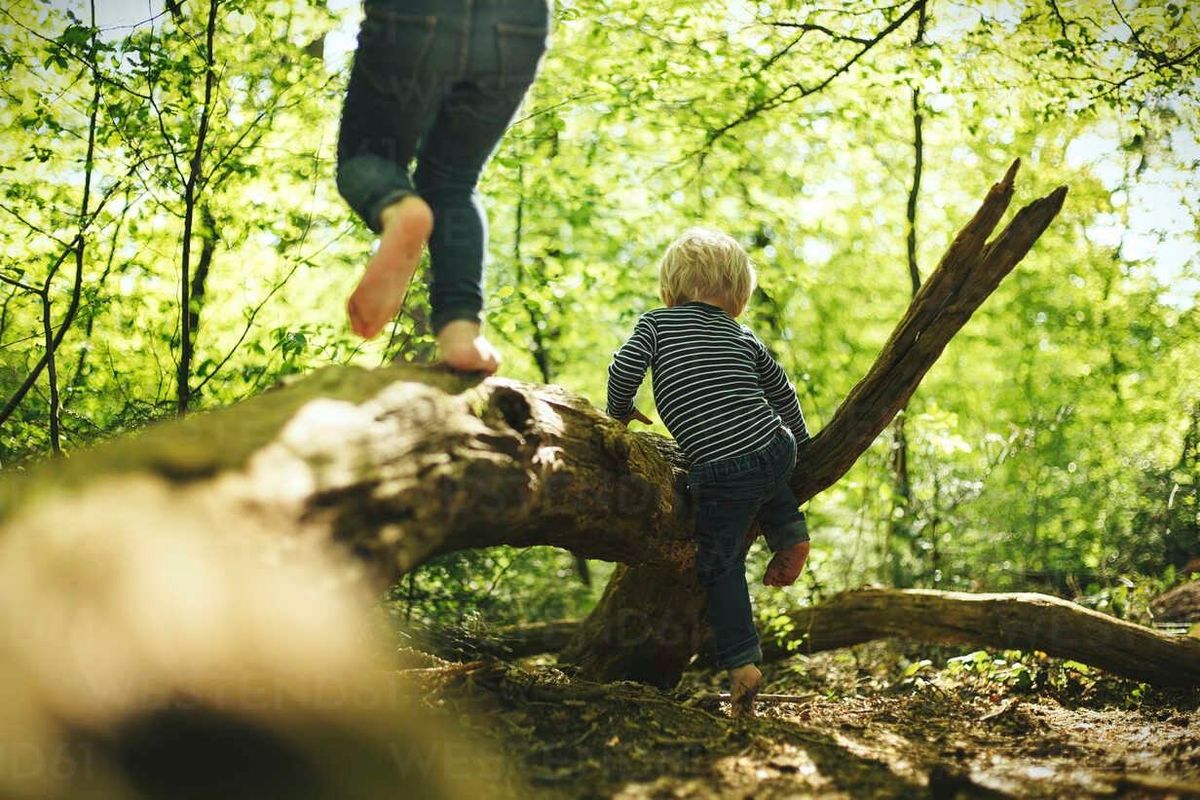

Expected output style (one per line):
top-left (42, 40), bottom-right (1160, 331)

top-left (400, 642), bottom-right (1200, 798)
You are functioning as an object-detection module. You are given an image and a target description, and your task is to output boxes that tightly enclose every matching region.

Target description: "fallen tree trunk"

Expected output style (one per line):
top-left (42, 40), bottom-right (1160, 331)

top-left (762, 588), bottom-right (1200, 686)
top-left (488, 588), bottom-right (1200, 687)
top-left (1151, 580), bottom-right (1200, 623)
top-left (1, 364), bottom-right (694, 577)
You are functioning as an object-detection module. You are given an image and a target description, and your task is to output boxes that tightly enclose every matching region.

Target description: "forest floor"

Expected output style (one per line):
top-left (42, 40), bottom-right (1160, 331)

top-left (400, 641), bottom-right (1200, 799)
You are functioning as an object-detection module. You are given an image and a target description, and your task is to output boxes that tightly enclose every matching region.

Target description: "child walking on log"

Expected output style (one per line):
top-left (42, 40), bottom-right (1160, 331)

top-left (605, 228), bottom-right (812, 716)
top-left (337, 0), bottom-right (551, 372)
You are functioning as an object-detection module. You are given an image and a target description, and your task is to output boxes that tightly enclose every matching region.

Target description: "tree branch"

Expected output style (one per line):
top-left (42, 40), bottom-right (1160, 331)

top-left (694, 0), bottom-right (926, 157)
top-left (764, 21), bottom-right (873, 46)
top-left (0, 272), bottom-right (42, 295)
top-left (0, 7), bottom-right (154, 101)
top-left (790, 160), bottom-right (1068, 505)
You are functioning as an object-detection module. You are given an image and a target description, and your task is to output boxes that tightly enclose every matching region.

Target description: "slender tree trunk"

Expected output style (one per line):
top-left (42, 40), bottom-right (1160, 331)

top-left (186, 204), bottom-right (218, 394)
top-left (40, 296), bottom-right (61, 454)
top-left (514, 163), bottom-right (554, 386)
top-left (885, 4), bottom-right (927, 584)
top-left (512, 161), bottom-right (585, 583)
top-left (25, 2), bottom-right (101, 454)
top-left (65, 189), bottom-right (134, 404)
top-left (0, 250), bottom-right (75, 429)
top-left (177, 0), bottom-right (219, 415)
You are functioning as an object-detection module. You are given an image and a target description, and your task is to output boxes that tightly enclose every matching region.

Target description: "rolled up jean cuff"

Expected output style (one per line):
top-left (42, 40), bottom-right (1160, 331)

top-left (337, 153), bottom-right (417, 235)
top-left (764, 514), bottom-right (809, 553)
top-left (366, 188), bottom-right (418, 235)
top-left (430, 305), bottom-right (482, 334)
top-left (718, 636), bottom-right (763, 670)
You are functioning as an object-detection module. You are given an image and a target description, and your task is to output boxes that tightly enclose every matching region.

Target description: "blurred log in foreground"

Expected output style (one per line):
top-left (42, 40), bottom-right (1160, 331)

top-left (0, 481), bottom-right (513, 800)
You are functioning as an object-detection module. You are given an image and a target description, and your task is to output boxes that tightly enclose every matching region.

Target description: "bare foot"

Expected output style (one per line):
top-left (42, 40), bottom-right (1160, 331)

top-left (347, 195), bottom-right (434, 339)
top-left (728, 663), bottom-right (761, 718)
top-left (437, 320), bottom-right (501, 374)
top-left (763, 540), bottom-right (810, 587)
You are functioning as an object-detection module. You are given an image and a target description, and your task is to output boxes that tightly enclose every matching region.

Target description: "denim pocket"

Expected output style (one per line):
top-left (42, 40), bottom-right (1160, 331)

top-left (494, 23), bottom-right (548, 88)
top-left (357, 10), bottom-right (439, 98)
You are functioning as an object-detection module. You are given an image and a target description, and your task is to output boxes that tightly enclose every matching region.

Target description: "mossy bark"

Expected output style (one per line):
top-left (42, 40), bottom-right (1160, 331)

top-left (3, 368), bottom-right (693, 581)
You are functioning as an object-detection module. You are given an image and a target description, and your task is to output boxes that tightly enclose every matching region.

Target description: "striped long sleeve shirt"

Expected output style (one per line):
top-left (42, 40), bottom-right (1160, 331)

top-left (606, 301), bottom-right (811, 466)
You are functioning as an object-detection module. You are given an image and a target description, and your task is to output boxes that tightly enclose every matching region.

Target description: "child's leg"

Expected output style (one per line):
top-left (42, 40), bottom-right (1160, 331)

top-left (758, 482), bottom-right (810, 587)
top-left (694, 498), bottom-right (764, 717)
top-left (694, 498), bottom-right (764, 674)
top-left (412, 8), bottom-right (548, 372)
top-left (337, 6), bottom-right (449, 339)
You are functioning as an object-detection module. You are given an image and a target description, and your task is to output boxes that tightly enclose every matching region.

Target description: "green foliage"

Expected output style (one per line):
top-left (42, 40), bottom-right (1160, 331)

top-left (898, 646), bottom-right (1136, 702)
top-left (888, 646), bottom-right (1070, 699)
top-left (384, 548), bottom-right (609, 634)
top-left (1, 0), bottom-right (1199, 624)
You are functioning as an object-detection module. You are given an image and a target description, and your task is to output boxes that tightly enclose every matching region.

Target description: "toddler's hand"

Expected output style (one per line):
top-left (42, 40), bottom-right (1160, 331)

top-left (619, 408), bottom-right (653, 426)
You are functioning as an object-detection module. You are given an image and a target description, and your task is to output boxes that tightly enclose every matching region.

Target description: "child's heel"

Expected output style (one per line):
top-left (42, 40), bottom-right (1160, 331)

top-left (728, 663), bottom-right (761, 718)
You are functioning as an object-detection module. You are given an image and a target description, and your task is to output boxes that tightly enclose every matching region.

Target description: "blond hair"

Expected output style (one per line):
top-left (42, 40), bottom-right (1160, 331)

top-left (658, 227), bottom-right (756, 315)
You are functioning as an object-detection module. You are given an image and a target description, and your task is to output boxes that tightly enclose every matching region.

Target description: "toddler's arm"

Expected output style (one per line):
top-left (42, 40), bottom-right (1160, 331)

top-left (606, 315), bottom-right (657, 422)
top-left (752, 336), bottom-right (811, 446)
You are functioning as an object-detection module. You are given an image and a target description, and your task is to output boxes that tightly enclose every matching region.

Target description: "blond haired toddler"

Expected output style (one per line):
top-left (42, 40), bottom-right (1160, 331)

top-left (606, 227), bottom-right (812, 715)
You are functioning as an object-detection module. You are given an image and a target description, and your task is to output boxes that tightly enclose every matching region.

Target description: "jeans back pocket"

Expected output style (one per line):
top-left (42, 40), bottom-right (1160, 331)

top-left (357, 10), bottom-right (440, 99)
top-left (494, 23), bottom-right (548, 89)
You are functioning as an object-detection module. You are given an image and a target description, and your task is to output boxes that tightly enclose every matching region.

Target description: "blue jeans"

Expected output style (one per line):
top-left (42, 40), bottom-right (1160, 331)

top-left (688, 427), bottom-right (809, 670)
top-left (336, 0), bottom-right (551, 332)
